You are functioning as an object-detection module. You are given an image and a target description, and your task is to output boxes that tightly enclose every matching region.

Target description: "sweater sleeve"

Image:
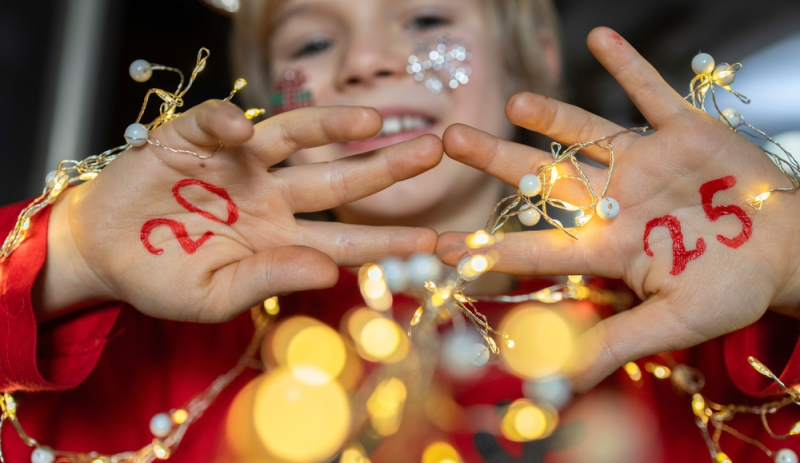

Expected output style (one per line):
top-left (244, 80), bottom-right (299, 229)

top-left (0, 199), bottom-right (122, 392)
top-left (725, 310), bottom-right (800, 397)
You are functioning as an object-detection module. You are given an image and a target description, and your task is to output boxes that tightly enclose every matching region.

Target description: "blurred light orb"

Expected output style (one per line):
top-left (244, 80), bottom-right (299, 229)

top-left (501, 399), bottom-right (557, 442)
top-left (367, 378), bottom-right (408, 436)
top-left (422, 442), bottom-right (462, 463)
top-left (379, 257), bottom-right (408, 292)
top-left (286, 325), bottom-right (346, 384)
top-left (407, 253), bottom-right (442, 285)
top-left (360, 318), bottom-right (401, 359)
top-left (499, 305), bottom-right (575, 379)
top-left (341, 444), bottom-right (372, 463)
top-left (254, 368), bottom-right (350, 463)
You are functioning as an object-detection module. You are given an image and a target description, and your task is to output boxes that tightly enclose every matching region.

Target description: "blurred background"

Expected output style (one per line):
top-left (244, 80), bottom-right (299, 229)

top-left (1, 0), bottom-right (799, 205)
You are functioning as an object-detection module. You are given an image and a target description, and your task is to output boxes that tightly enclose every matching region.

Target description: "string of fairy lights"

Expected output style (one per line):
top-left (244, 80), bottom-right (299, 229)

top-left (1, 45), bottom-right (799, 463)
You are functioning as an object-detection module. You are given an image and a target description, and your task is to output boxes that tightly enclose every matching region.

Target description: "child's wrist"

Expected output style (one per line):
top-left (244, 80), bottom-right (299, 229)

top-left (33, 188), bottom-right (116, 322)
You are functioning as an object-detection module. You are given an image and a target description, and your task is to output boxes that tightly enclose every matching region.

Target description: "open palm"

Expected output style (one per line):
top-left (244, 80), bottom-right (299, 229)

top-left (436, 27), bottom-right (800, 391)
top-left (42, 101), bottom-right (442, 322)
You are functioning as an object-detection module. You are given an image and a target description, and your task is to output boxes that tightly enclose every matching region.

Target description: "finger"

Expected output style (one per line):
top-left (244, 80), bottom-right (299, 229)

top-left (567, 297), bottom-right (708, 392)
top-left (299, 220), bottom-right (438, 266)
top-left (276, 134), bottom-right (443, 213)
top-left (436, 228), bottom-right (622, 278)
top-left (244, 106), bottom-right (383, 166)
top-left (206, 245), bottom-right (339, 321)
top-left (442, 124), bottom-right (606, 201)
top-left (170, 99), bottom-right (254, 147)
top-left (587, 27), bottom-right (689, 126)
top-left (505, 92), bottom-right (628, 164)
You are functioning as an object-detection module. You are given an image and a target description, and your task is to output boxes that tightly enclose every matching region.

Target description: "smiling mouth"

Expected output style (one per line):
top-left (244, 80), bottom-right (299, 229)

top-left (376, 115), bottom-right (435, 137)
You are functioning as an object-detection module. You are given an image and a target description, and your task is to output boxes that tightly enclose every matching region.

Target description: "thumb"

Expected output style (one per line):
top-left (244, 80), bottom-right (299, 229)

top-left (568, 297), bottom-right (707, 392)
top-left (206, 245), bottom-right (339, 321)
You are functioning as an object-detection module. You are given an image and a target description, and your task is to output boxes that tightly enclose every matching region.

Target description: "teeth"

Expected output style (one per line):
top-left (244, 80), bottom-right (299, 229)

top-left (379, 115), bottom-right (431, 136)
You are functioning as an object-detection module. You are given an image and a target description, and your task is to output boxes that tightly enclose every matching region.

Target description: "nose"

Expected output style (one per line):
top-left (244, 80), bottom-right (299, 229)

top-left (336, 28), bottom-right (408, 90)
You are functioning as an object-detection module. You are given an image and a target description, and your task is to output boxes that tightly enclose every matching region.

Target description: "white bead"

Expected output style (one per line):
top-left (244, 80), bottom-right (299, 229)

top-left (45, 170), bottom-right (57, 189)
top-left (596, 197), bottom-right (620, 220)
top-left (691, 53), bottom-right (715, 75)
top-left (129, 59), bottom-right (152, 82)
top-left (713, 64), bottom-right (736, 86)
top-left (31, 448), bottom-right (55, 463)
top-left (518, 204), bottom-right (541, 227)
top-left (124, 123), bottom-right (148, 147)
top-left (379, 258), bottom-right (407, 292)
top-left (719, 108), bottom-right (742, 128)
top-left (470, 343), bottom-right (490, 366)
top-left (407, 253), bottom-right (442, 285)
top-left (149, 412), bottom-right (173, 438)
top-left (440, 330), bottom-right (488, 380)
top-left (776, 449), bottom-right (799, 463)
top-left (518, 174), bottom-right (542, 197)
top-left (523, 376), bottom-right (572, 410)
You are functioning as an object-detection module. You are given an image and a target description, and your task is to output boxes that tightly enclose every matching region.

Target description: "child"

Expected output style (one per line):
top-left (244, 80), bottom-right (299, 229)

top-left (2, 1), bottom-right (799, 463)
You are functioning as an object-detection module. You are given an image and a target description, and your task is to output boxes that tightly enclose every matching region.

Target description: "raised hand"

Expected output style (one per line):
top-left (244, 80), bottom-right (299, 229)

top-left (436, 27), bottom-right (800, 391)
top-left (37, 101), bottom-right (442, 322)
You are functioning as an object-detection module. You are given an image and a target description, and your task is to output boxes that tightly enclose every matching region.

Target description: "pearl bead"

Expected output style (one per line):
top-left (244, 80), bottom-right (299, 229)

top-left (719, 108), bottom-right (742, 128)
top-left (149, 412), bottom-right (173, 438)
top-left (379, 258), bottom-right (408, 292)
top-left (523, 376), bottom-right (572, 410)
top-left (129, 59), bottom-right (152, 82)
top-left (596, 197), bottom-right (620, 220)
top-left (45, 170), bottom-right (57, 189)
top-left (470, 343), bottom-right (490, 366)
top-left (518, 174), bottom-right (542, 197)
top-left (776, 449), bottom-right (799, 463)
top-left (518, 204), bottom-right (541, 227)
top-left (124, 123), bottom-right (148, 147)
top-left (407, 253), bottom-right (442, 285)
top-left (31, 448), bottom-right (55, 463)
top-left (713, 64), bottom-right (736, 86)
top-left (691, 53), bottom-right (715, 75)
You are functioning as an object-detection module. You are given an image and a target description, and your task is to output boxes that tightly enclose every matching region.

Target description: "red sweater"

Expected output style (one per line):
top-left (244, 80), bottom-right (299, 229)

top-left (2, 199), bottom-right (800, 462)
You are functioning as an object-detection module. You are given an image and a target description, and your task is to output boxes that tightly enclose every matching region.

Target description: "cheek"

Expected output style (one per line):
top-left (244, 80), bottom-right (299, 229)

top-left (446, 39), bottom-right (513, 140)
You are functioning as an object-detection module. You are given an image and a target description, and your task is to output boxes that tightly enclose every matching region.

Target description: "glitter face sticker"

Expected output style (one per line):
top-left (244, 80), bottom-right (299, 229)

top-left (407, 36), bottom-right (471, 94)
top-left (270, 69), bottom-right (313, 115)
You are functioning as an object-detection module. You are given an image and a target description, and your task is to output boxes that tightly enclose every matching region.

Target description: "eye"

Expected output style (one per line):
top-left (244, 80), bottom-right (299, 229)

top-left (293, 37), bottom-right (332, 59)
top-left (408, 14), bottom-right (450, 31)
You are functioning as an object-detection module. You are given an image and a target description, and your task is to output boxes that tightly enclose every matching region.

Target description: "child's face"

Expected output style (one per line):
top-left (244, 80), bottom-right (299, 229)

top-left (269, 0), bottom-right (514, 223)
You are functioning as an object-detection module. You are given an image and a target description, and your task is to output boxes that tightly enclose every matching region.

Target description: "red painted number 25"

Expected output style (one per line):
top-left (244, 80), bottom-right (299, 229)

top-left (643, 176), bottom-right (752, 275)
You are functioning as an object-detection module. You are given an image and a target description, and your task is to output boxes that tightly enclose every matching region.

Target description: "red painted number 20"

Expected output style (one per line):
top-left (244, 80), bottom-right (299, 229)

top-left (141, 179), bottom-right (239, 255)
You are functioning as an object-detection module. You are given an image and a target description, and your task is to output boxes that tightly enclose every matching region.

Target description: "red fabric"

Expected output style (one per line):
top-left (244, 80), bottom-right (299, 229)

top-left (2, 198), bottom-right (800, 462)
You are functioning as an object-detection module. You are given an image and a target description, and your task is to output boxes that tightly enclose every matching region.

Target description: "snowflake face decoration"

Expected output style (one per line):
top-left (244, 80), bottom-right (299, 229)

top-left (407, 36), bottom-right (472, 94)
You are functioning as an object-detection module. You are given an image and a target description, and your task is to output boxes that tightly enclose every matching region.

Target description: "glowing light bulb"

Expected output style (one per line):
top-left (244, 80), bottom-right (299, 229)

top-left (263, 297), bottom-right (279, 315)
top-left (466, 230), bottom-right (495, 248)
top-left (501, 399), bottom-right (557, 441)
top-left (624, 362), bottom-right (642, 382)
top-left (746, 192), bottom-right (771, 210)
top-left (410, 307), bottom-right (424, 326)
top-left (171, 409), bottom-right (188, 425)
top-left (716, 451), bottom-right (732, 463)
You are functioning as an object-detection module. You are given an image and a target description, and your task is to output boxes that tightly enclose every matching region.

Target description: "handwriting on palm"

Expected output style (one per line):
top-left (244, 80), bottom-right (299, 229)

top-left (436, 27), bottom-right (800, 391)
top-left (57, 102), bottom-right (441, 322)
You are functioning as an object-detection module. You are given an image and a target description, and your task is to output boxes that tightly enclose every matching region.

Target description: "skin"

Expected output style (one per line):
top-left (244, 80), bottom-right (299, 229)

top-left (436, 27), bottom-right (800, 392)
top-left (34, 104), bottom-right (442, 322)
top-left (267, 0), bottom-right (516, 232)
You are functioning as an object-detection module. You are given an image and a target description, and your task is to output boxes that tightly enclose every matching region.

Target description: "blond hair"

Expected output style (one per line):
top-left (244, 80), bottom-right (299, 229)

top-left (231, 0), bottom-right (561, 113)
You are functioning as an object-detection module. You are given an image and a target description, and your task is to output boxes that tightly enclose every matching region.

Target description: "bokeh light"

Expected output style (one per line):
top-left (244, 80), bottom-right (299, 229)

top-left (359, 264), bottom-right (393, 311)
top-left (422, 442), bottom-right (462, 463)
top-left (501, 399), bottom-right (557, 441)
top-left (499, 305), bottom-right (575, 379)
top-left (350, 313), bottom-right (409, 363)
top-left (254, 368), bottom-right (350, 463)
top-left (286, 325), bottom-right (346, 384)
top-left (367, 377), bottom-right (407, 436)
